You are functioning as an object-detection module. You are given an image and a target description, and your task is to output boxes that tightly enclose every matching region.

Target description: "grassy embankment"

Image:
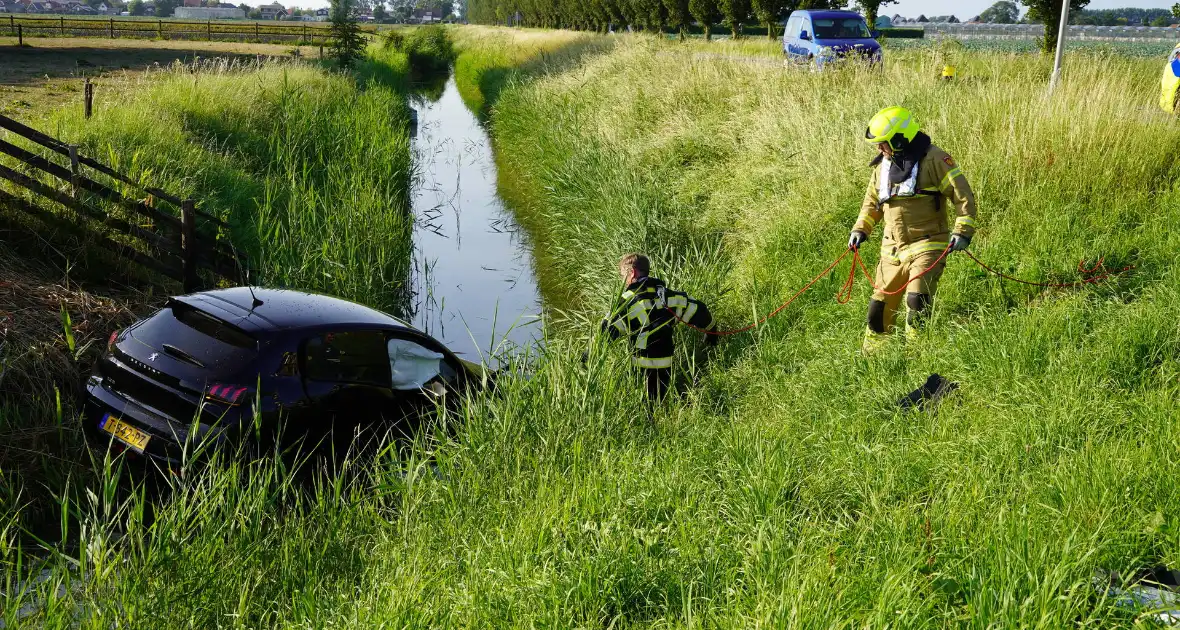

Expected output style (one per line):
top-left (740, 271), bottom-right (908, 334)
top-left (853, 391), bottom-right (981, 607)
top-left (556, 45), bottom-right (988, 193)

top-left (410, 30), bottom-right (1180, 624)
top-left (0, 35), bottom-right (448, 566)
top-left (4, 27), bottom-right (1180, 627)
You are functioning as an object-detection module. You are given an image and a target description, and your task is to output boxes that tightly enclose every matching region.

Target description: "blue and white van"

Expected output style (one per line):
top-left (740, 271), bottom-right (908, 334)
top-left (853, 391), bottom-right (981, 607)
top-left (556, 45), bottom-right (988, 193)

top-left (782, 10), bottom-right (882, 68)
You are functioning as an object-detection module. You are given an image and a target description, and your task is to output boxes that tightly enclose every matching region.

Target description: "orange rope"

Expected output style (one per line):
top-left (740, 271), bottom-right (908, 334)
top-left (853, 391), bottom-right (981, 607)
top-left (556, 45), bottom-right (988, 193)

top-left (671, 249), bottom-right (850, 336)
top-left (669, 244), bottom-right (1133, 337)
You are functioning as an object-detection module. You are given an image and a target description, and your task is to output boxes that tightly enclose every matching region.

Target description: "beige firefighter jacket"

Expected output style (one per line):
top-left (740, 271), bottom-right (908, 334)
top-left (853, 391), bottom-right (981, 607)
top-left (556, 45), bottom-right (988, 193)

top-left (853, 144), bottom-right (978, 263)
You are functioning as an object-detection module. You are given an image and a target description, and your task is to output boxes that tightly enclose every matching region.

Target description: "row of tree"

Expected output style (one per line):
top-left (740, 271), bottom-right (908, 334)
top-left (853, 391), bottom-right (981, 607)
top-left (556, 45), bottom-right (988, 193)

top-left (977, 1), bottom-right (1175, 27)
top-left (463, 0), bottom-right (1106, 47)
top-left (464, 0), bottom-right (901, 39)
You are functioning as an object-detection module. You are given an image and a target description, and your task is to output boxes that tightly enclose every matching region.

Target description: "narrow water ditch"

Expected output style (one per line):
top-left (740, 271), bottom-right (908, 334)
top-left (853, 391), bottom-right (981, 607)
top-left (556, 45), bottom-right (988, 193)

top-left (408, 69), bottom-right (542, 363)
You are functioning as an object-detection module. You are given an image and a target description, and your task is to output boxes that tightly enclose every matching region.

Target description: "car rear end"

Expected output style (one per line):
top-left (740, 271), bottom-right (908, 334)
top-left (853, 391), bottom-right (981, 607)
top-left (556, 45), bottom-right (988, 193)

top-left (85, 298), bottom-right (264, 466)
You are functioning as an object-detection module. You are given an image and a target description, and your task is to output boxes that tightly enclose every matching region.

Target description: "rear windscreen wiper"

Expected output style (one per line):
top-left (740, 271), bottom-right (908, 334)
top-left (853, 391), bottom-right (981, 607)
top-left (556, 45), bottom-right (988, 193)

top-left (161, 343), bottom-right (206, 368)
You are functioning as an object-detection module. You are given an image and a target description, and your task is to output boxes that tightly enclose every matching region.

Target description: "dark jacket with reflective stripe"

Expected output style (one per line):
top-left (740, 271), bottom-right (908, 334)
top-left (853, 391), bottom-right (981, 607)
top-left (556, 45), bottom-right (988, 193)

top-left (601, 277), bottom-right (715, 369)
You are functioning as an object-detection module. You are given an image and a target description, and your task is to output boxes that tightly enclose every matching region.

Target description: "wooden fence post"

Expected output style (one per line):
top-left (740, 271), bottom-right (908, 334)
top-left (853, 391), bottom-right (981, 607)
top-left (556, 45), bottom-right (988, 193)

top-left (254, 22), bottom-right (259, 41)
top-left (206, 20), bottom-right (211, 40)
top-left (158, 19), bottom-right (162, 39)
top-left (9, 15), bottom-right (15, 36)
top-left (59, 16), bottom-right (64, 36)
top-left (83, 78), bottom-right (93, 119)
top-left (68, 145), bottom-right (80, 199)
top-left (181, 199), bottom-right (199, 292)
top-left (109, 18), bottom-right (113, 39)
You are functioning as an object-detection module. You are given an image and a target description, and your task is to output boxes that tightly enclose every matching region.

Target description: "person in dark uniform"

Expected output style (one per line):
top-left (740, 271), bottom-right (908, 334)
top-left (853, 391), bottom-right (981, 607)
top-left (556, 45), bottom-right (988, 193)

top-left (601, 253), bottom-right (718, 401)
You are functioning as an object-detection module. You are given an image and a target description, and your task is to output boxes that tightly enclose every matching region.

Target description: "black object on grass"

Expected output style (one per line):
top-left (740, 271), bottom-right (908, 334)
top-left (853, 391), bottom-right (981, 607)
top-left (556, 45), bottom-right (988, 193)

top-left (897, 373), bottom-right (959, 411)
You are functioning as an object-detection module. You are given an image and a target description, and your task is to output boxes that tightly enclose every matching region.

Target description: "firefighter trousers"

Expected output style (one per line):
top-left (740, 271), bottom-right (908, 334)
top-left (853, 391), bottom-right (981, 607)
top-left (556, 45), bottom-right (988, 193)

top-left (870, 247), bottom-right (948, 334)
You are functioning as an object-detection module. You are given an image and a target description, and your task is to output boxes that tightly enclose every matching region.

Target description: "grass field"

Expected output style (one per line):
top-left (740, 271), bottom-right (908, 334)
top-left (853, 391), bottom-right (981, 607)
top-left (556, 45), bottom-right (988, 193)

top-left (4, 26), bottom-right (1180, 627)
top-left (0, 38), bottom-right (326, 119)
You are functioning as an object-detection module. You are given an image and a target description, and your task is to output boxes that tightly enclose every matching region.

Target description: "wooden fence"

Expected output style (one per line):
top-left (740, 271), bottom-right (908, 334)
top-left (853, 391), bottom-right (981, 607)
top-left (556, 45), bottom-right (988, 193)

top-left (4, 15), bottom-right (353, 44)
top-left (0, 112), bottom-right (243, 292)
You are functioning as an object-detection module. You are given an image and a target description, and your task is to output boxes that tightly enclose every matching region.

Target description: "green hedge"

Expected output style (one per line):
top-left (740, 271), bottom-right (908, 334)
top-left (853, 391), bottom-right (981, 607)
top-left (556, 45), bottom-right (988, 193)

top-left (878, 28), bottom-right (925, 39)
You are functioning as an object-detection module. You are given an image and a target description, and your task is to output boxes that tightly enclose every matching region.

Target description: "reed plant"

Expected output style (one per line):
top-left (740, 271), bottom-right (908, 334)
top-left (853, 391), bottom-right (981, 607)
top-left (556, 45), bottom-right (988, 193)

top-left (44, 52), bottom-right (415, 315)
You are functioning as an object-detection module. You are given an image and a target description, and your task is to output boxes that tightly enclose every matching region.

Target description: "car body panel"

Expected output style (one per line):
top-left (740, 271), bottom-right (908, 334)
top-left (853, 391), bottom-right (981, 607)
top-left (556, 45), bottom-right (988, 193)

top-left (84, 288), bottom-right (481, 466)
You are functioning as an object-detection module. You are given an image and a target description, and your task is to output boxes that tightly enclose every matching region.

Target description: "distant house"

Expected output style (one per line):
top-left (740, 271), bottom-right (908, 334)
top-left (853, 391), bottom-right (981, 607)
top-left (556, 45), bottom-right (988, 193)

top-left (0, 1), bottom-right (24, 11)
top-left (410, 8), bottom-right (440, 23)
top-left (314, 6), bottom-right (326, 16)
top-left (174, 5), bottom-right (242, 18)
top-left (257, 1), bottom-right (284, 19)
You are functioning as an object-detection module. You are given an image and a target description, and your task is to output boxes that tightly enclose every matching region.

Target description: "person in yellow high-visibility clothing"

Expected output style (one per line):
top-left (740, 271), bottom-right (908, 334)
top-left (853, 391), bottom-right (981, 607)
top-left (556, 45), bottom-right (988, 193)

top-left (848, 107), bottom-right (978, 351)
top-left (1160, 44), bottom-right (1180, 114)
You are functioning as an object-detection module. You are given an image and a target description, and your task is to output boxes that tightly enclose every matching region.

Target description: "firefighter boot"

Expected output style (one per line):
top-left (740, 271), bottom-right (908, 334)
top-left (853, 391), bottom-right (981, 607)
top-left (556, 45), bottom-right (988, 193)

top-left (904, 293), bottom-right (932, 343)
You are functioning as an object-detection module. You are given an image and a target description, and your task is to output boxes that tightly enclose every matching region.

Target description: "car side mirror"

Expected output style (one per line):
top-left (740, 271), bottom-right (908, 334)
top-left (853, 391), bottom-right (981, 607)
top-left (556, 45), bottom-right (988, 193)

top-left (800, 30), bottom-right (810, 40)
top-left (871, 29), bottom-right (881, 38)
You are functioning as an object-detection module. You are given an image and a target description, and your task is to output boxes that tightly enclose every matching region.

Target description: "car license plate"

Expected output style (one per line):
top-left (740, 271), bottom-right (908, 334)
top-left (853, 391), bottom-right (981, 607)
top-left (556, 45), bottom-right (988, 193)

top-left (99, 414), bottom-right (151, 453)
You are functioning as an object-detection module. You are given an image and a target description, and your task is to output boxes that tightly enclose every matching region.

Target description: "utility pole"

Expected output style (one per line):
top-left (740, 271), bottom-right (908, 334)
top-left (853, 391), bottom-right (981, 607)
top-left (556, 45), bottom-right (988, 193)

top-left (1048, 0), bottom-right (1070, 93)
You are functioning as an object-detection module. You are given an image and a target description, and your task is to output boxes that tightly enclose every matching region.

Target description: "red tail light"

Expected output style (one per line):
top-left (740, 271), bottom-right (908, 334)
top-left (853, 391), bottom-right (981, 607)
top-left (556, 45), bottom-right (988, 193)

top-left (107, 329), bottom-right (120, 353)
top-left (205, 383), bottom-right (251, 407)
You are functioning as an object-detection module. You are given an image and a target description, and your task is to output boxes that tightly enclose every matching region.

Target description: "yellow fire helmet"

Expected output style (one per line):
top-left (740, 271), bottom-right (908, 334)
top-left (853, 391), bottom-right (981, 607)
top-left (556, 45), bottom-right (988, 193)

top-left (865, 106), bottom-right (920, 150)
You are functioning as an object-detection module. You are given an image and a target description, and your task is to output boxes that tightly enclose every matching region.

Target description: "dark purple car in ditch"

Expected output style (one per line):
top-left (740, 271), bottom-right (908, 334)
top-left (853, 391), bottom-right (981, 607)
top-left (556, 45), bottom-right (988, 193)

top-left (84, 287), bottom-right (484, 465)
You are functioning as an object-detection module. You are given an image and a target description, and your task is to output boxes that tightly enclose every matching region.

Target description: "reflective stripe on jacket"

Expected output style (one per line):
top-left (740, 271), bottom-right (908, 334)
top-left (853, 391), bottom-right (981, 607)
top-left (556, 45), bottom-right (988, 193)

top-left (601, 277), bottom-right (715, 369)
top-left (854, 143), bottom-right (978, 258)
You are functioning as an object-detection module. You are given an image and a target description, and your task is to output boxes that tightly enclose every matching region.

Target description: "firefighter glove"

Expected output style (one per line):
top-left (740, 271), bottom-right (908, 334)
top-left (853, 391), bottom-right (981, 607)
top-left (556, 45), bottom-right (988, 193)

top-left (949, 234), bottom-right (971, 252)
top-left (848, 230), bottom-right (868, 250)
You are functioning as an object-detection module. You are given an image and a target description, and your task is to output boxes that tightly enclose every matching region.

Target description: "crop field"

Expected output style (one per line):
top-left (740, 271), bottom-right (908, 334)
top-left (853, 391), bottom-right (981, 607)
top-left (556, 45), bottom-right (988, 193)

top-left (3, 24), bottom-right (1180, 627)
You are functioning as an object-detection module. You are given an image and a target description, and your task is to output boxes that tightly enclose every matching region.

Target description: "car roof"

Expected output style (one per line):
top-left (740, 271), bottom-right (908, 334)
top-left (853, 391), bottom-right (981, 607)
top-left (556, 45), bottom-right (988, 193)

top-left (174, 287), bottom-right (415, 334)
top-left (797, 10), bottom-right (865, 20)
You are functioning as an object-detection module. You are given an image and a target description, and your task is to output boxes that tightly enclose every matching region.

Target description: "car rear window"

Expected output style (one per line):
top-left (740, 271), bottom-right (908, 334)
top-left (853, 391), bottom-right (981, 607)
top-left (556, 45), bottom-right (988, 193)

top-left (171, 301), bottom-right (255, 349)
top-left (127, 302), bottom-right (258, 375)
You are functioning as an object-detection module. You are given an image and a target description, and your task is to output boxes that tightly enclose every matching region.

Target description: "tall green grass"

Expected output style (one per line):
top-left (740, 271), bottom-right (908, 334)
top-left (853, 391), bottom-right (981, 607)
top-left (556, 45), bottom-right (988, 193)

top-left (38, 51), bottom-right (415, 316)
top-left (6, 28), bottom-right (1180, 627)
top-left (0, 45), bottom-right (421, 596)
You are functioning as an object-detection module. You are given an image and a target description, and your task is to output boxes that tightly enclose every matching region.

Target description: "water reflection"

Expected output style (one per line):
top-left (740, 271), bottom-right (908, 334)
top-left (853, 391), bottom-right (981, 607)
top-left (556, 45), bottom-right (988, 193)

top-left (409, 70), bottom-right (542, 363)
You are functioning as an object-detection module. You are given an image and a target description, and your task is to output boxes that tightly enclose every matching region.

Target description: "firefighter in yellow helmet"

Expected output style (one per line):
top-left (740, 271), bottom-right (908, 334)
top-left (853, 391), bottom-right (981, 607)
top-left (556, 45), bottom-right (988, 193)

top-left (848, 107), bottom-right (978, 351)
top-left (1160, 44), bottom-right (1180, 113)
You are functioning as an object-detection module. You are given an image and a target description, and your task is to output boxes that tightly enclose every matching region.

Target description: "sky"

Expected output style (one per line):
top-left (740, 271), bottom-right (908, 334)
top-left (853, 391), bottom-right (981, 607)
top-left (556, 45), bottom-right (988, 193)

top-left (888, 0), bottom-right (1175, 19)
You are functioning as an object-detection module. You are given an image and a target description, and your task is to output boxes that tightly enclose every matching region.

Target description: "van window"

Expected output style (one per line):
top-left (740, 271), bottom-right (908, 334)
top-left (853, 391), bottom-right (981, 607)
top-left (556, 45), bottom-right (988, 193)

top-left (812, 18), bottom-right (871, 39)
top-left (784, 16), bottom-right (799, 37)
